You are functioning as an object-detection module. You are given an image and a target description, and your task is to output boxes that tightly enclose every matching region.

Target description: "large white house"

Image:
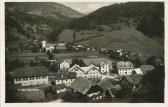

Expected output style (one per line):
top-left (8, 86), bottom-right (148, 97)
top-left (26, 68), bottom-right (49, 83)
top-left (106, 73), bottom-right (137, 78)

top-left (117, 61), bottom-right (134, 75)
top-left (83, 58), bottom-right (113, 76)
top-left (69, 63), bottom-right (102, 79)
top-left (117, 61), bottom-right (143, 75)
top-left (12, 66), bottom-right (49, 86)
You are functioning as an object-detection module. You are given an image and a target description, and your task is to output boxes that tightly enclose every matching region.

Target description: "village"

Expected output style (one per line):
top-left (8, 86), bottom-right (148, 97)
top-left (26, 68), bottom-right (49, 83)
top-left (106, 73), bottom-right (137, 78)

top-left (5, 39), bottom-right (164, 103)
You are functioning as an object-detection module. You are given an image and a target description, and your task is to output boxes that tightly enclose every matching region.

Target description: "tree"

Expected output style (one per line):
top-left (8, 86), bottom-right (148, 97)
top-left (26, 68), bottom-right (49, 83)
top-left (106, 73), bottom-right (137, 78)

top-left (146, 55), bottom-right (156, 66)
top-left (70, 58), bottom-right (86, 67)
top-left (46, 49), bottom-right (54, 60)
top-left (66, 42), bottom-right (73, 52)
top-left (19, 42), bottom-right (23, 52)
top-left (133, 57), bottom-right (142, 68)
top-left (48, 53), bottom-right (54, 60)
top-left (31, 43), bottom-right (39, 53)
top-left (42, 48), bottom-right (46, 53)
top-left (49, 63), bottom-right (58, 72)
top-left (6, 58), bottom-right (25, 71)
top-left (132, 70), bottom-right (137, 75)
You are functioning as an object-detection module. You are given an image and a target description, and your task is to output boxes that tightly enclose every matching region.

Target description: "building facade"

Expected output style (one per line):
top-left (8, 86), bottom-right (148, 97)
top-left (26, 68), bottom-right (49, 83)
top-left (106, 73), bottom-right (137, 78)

top-left (60, 61), bottom-right (70, 70)
top-left (117, 61), bottom-right (135, 75)
top-left (69, 64), bottom-right (102, 79)
top-left (12, 66), bottom-right (49, 86)
top-left (100, 61), bottom-right (111, 75)
top-left (14, 76), bottom-right (48, 86)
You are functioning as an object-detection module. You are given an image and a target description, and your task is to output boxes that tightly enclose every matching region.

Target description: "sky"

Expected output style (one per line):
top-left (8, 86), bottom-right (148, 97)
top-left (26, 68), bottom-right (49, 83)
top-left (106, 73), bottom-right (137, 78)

top-left (59, 2), bottom-right (116, 14)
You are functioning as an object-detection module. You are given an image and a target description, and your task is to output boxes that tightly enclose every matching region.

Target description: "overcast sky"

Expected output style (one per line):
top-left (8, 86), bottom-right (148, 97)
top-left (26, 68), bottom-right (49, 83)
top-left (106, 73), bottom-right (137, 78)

top-left (60, 2), bottom-right (116, 14)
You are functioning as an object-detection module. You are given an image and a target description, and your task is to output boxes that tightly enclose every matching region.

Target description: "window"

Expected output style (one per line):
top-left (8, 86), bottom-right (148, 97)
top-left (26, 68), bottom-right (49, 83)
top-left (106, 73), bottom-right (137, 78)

top-left (23, 78), bottom-right (26, 81)
top-left (42, 76), bottom-right (46, 79)
top-left (37, 77), bottom-right (41, 79)
top-left (30, 77), bottom-right (34, 80)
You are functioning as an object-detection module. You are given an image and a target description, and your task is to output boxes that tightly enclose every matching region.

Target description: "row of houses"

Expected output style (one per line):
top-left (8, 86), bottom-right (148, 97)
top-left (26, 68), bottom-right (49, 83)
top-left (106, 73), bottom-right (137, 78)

top-left (11, 58), bottom-right (143, 87)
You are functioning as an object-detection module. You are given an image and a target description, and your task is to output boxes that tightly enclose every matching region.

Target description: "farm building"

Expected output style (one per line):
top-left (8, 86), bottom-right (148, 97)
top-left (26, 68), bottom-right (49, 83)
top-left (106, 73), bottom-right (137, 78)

top-left (11, 66), bottom-right (49, 86)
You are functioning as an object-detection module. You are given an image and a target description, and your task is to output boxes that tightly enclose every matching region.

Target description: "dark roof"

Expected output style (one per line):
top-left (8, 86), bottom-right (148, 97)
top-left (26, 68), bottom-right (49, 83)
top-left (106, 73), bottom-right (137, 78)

top-left (11, 66), bottom-right (49, 78)
top-left (55, 72), bottom-right (76, 80)
top-left (70, 77), bottom-right (91, 95)
top-left (98, 78), bottom-right (115, 90)
top-left (83, 57), bottom-right (112, 66)
top-left (56, 59), bottom-right (72, 65)
top-left (140, 65), bottom-right (155, 74)
top-left (117, 61), bottom-right (134, 69)
top-left (89, 78), bottom-right (100, 86)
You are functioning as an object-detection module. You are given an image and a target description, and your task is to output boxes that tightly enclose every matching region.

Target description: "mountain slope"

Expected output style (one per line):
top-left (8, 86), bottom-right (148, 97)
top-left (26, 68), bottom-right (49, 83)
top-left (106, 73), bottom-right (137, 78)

top-left (69, 2), bottom-right (164, 37)
top-left (6, 2), bottom-right (84, 18)
top-left (5, 2), bottom-right (84, 48)
top-left (78, 28), bottom-right (164, 56)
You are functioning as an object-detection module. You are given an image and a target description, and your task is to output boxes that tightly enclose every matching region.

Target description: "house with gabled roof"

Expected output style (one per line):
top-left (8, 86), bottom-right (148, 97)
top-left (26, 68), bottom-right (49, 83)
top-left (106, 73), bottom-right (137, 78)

top-left (83, 58), bottom-right (113, 76)
top-left (69, 63), bottom-right (102, 79)
top-left (68, 64), bottom-right (86, 77)
top-left (60, 60), bottom-right (70, 70)
top-left (70, 77), bottom-right (91, 95)
top-left (56, 59), bottom-right (72, 70)
top-left (120, 74), bottom-right (143, 92)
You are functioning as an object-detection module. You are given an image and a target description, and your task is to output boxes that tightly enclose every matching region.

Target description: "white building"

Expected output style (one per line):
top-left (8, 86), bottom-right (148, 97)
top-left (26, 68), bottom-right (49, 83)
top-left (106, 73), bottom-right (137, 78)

top-left (117, 61), bottom-right (135, 75)
top-left (60, 60), bottom-right (70, 70)
top-left (69, 63), bottom-right (102, 79)
top-left (117, 61), bottom-right (143, 75)
top-left (100, 61), bottom-right (111, 75)
top-left (12, 66), bottom-right (49, 86)
top-left (68, 64), bottom-right (86, 77)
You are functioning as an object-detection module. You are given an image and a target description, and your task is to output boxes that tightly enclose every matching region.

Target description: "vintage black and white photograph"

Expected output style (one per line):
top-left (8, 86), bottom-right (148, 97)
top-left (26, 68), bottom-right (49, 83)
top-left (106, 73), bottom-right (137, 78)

top-left (5, 1), bottom-right (165, 103)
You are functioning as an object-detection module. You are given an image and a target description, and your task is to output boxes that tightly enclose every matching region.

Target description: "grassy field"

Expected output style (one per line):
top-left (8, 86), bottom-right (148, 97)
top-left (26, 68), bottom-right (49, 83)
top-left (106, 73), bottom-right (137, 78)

top-left (58, 29), bottom-right (74, 42)
top-left (78, 28), bottom-right (164, 56)
top-left (6, 51), bottom-right (102, 62)
top-left (58, 29), bottom-right (104, 42)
